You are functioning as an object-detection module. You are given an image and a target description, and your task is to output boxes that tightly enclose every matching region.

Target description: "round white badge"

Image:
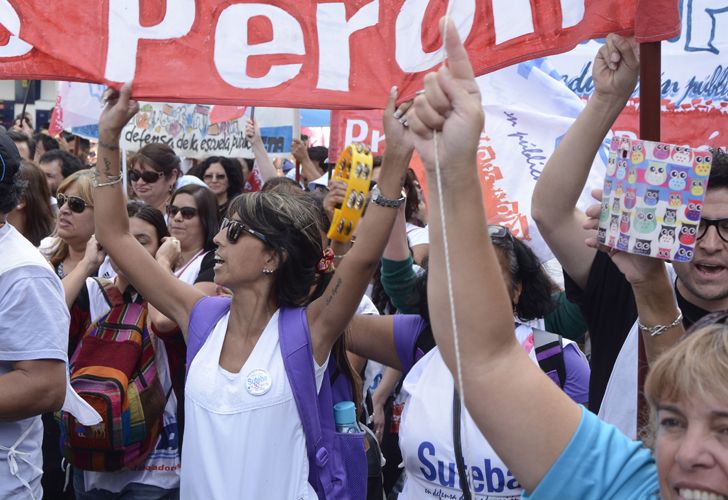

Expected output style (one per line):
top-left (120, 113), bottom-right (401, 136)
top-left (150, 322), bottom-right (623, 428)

top-left (245, 369), bottom-right (272, 396)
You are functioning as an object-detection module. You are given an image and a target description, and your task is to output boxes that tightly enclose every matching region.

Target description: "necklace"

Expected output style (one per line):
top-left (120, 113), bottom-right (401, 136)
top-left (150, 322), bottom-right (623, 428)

top-left (57, 260), bottom-right (65, 278)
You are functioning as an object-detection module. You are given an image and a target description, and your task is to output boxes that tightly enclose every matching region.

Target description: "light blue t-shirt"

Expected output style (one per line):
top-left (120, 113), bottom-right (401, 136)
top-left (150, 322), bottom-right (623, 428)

top-left (523, 407), bottom-right (659, 499)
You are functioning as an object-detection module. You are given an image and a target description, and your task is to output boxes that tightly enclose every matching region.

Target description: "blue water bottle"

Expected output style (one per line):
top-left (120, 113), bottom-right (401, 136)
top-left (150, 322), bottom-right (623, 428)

top-left (334, 401), bottom-right (361, 433)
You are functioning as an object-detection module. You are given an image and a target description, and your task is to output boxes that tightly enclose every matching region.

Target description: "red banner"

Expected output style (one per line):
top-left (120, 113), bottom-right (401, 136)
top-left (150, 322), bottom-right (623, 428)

top-left (0, 1), bottom-right (679, 109)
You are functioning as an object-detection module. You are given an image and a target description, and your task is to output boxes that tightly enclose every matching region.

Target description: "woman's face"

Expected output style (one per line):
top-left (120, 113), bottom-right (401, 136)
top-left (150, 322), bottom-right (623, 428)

top-left (167, 193), bottom-right (205, 253)
top-left (131, 160), bottom-right (176, 208)
top-left (56, 182), bottom-right (94, 246)
top-left (110, 216), bottom-right (160, 277)
top-left (655, 395), bottom-right (728, 499)
top-left (211, 215), bottom-right (276, 289)
top-left (203, 162), bottom-right (229, 199)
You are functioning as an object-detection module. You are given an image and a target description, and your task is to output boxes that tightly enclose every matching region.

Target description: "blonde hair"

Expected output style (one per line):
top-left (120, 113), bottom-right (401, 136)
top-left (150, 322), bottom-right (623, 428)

top-left (643, 318), bottom-right (728, 444)
top-left (49, 170), bottom-right (95, 268)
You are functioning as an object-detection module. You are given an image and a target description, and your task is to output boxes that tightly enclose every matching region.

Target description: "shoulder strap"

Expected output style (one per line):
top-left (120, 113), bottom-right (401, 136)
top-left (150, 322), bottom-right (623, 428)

top-left (93, 277), bottom-right (125, 307)
top-left (533, 328), bottom-right (567, 389)
top-left (452, 389), bottom-right (472, 500)
top-left (278, 306), bottom-right (333, 498)
top-left (185, 296), bottom-right (232, 375)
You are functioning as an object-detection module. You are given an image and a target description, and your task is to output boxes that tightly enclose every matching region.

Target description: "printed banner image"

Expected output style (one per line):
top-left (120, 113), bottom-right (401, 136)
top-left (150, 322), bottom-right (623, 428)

top-left (1, 1), bottom-right (679, 108)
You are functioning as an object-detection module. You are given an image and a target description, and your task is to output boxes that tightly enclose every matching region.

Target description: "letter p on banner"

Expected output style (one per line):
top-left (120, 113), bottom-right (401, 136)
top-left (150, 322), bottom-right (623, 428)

top-left (105, 0), bottom-right (195, 82)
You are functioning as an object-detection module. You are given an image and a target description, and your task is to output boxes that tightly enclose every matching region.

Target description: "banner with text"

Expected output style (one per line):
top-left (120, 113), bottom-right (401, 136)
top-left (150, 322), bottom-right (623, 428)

top-left (548, 1), bottom-right (728, 147)
top-left (0, 1), bottom-right (679, 109)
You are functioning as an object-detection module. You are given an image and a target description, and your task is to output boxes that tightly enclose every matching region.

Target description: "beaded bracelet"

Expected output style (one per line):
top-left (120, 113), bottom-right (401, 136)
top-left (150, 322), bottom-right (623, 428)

top-left (638, 310), bottom-right (683, 337)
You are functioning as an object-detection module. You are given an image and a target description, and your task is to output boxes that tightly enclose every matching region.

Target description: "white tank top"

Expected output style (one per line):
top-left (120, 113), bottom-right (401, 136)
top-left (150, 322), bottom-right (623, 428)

top-left (181, 309), bottom-right (327, 499)
top-left (398, 324), bottom-right (537, 500)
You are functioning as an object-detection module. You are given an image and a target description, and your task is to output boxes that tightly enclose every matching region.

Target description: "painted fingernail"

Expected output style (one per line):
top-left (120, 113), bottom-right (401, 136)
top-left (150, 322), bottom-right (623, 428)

top-left (416, 89), bottom-right (426, 96)
top-left (393, 110), bottom-right (402, 119)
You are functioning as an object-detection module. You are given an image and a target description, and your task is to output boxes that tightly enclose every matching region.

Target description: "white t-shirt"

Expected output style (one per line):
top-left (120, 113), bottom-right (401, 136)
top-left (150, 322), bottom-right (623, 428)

top-left (174, 250), bottom-right (210, 285)
top-left (406, 223), bottom-right (429, 248)
top-left (80, 278), bottom-right (181, 493)
top-left (182, 309), bottom-right (328, 499)
top-left (398, 325), bottom-right (537, 500)
top-left (0, 224), bottom-right (69, 499)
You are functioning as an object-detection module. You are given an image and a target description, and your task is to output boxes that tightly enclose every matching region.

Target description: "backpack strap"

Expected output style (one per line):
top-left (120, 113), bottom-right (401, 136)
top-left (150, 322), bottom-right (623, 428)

top-left (186, 296), bottom-right (232, 376)
top-left (452, 388), bottom-right (472, 500)
top-left (278, 306), bottom-right (333, 498)
top-left (93, 277), bottom-right (125, 308)
top-left (533, 328), bottom-right (567, 389)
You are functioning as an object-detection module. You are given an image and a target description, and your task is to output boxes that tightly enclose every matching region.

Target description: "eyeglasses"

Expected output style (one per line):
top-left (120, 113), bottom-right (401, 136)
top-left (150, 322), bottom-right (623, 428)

top-left (167, 205), bottom-right (198, 220)
top-left (221, 217), bottom-right (269, 245)
top-left (697, 218), bottom-right (728, 243)
top-left (57, 193), bottom-right (92, 213)
top-left (129, 169), bottom-right (164, 183)
top-left (203, 173), bottom-right (227, 181)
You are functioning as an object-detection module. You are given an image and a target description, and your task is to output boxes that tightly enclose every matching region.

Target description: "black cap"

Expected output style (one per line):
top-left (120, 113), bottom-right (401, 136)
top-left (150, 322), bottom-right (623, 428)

top-left (0, 129), bottom-right (21, 185)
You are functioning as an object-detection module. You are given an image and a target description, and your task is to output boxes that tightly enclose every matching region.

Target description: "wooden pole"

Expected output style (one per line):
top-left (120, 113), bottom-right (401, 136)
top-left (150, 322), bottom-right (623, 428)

top-left (637, 41), bottom-right (661, 433)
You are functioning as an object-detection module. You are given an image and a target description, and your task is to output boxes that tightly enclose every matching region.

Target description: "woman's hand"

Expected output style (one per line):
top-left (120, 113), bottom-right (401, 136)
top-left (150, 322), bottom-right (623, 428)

top-left (245, 119), bottom-right (262, 147)
top-left (383, 90), bottom-right (414, 158)
top-left (405, 18), bottom-right (483, 171)
top-left (156, 236), bottom-right (182, 271)
top-left (592, 34), bottom-right (640, 103)
top-left (583, 188), bottom-right (665, 286)
top-left (323, 180), bottom-right (347, 223)
top-left (99, 83), bottom-right (139, 140)
top-left (80, 235), bottom-right (106, 275)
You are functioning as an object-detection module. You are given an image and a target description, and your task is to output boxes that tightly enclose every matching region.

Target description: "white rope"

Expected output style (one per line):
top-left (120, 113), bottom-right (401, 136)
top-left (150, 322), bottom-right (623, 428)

top-left (433, 3), bottom-right (475, 496)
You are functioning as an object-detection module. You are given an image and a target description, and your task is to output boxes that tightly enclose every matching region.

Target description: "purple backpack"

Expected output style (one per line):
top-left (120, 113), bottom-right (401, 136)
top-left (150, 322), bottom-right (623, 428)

top-left (186, 296), bottom-right (367, 499)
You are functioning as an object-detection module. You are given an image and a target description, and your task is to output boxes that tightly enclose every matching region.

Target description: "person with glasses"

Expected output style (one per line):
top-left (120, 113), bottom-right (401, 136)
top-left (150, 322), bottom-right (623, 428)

top-left (405, 23), bottom-right (728, 497)
top-left (93, 82), bottom-right (413, 498)
top-left (129, 144), bottom-right (180, 213)
top-left (190, 156), bottom-right (245, 222)
top-left (531, 33), bottom-right (728, 437)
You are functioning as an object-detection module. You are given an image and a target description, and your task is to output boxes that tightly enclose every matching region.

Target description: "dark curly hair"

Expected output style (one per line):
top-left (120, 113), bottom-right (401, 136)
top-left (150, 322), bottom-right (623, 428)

top-left (707, 147), bottom-right (728, 190)
top-left (491, 228), bottom-right (557, 321)
top-left (192, 156), bottom-right (245, 201)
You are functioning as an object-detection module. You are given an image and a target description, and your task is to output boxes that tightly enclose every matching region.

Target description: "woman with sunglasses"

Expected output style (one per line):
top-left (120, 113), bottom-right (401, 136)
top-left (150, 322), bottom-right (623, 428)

top-left (406, 23), bottom-right (727, 499)
top-left (129, 143), bottom-right (180, 213)
top-left (190, 156), bottom-right (245, 222)
top-left (342, 216), bottom-right (590, 499)
top-left (93, 83), bottom-right (413, 498)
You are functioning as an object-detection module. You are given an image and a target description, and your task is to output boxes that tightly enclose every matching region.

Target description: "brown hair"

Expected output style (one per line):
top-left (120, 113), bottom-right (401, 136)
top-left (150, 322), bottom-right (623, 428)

top-left (49, 170), bottom-right (95, 268)
top-left (132, 143), bottom-right (180, 177)
top-left (17, 161), bottom-right (55, 246)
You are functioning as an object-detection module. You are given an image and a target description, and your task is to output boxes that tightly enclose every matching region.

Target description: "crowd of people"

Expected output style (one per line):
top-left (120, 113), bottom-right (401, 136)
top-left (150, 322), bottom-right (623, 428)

top-left (1, 19), bottom-right (726, 500)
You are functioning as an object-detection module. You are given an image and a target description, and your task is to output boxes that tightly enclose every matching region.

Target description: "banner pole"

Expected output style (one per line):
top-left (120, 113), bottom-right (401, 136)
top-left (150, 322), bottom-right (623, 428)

top-left (637, 40), bottom-right (661, 435)
top-left (20, 80), bottom-right (34, 129)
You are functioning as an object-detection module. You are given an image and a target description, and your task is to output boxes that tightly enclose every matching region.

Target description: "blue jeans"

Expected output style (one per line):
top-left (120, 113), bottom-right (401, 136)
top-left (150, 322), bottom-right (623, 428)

top-left (73, 469), bottom-right (179, 500)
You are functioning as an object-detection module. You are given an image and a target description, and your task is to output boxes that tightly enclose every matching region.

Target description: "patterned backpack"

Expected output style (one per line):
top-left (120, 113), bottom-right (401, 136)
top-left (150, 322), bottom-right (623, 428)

top-left (60, 279), bottom-right (166, 471)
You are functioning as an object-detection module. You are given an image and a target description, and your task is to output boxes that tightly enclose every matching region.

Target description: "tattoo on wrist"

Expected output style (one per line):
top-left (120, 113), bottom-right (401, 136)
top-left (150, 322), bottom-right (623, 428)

top-left (325, 278), bottom-right (342, 306)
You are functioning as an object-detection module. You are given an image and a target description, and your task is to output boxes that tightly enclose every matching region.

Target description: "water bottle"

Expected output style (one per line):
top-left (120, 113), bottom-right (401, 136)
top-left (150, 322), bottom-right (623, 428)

top-left (334, 401), bottom-right (361, 433)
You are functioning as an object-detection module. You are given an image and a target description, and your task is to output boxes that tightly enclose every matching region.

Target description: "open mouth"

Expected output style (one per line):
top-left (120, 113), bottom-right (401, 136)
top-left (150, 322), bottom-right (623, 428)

top-left (694, 263), bottom-right (726, 277)
top-left (677, 488), bottom-right (726, 500)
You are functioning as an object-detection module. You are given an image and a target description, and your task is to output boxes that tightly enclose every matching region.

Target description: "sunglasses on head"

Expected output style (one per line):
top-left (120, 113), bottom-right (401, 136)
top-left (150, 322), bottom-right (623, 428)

top-left (488, 224), bottom-right (513, 241)
top-left (129, 169), bottom-right (164, 183)
top-left (220, 217), bottom-right (269, 245)
top-left (167, 205), bottom-right (198, 220)
top-left (57, 193), bottom-right (91, 213)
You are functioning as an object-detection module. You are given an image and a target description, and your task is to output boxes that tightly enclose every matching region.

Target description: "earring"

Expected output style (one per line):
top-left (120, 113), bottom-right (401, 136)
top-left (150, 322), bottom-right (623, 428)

top-left (262, 267), bottom-right (274, 275)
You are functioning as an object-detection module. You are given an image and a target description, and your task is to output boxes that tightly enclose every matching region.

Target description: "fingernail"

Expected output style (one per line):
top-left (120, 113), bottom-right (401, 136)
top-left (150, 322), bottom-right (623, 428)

top-left (391, 85), bottom-right (397, 96)
top-left (393, 110), bottom-right (402, 119)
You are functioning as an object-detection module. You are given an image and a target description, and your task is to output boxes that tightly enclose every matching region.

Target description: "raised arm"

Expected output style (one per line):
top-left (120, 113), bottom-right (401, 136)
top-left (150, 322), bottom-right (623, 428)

top-left (531, 34), bottom-right (640, 289)
top-left (583, 192), bottom-right (684, 363)
top-left (61, 235), bottom-right (105, 308)
top-left (94, 84), bottom-right (203, 336)
top-left (406, 19), bottom-right (582, 493)
top-left (291, 139), bottom-right (324, 183)
top-left (245, 119), bottom-right (277, 182)
top-left (307, 89), bottom-right (413, 364)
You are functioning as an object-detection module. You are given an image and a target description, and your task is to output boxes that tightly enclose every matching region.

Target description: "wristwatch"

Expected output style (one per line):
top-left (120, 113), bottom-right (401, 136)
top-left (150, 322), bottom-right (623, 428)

top-left (370, 185), bottom-right (406, 209)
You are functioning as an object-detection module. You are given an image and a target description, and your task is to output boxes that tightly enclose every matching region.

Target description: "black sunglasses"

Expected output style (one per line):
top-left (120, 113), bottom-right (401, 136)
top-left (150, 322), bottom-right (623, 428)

top-left (129, 169), bottom-right (164, 183)
top-left (167, 205), bottom-right (198, 220)
top-left (698, 218), bottom-right (728, 244)
top-left (488, 224), bottom-right (513, 241)
top-left (57, 193), bottom-right (91, 213)
top-left (221, 217), bottom-right (269, 245)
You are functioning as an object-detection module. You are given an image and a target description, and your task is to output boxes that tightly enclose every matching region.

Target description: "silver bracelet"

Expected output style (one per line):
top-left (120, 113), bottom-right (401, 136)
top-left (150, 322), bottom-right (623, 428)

top-left (638, 310), bottom-right (683, 337)
top-left (93, 171), bottom-right (123, 188)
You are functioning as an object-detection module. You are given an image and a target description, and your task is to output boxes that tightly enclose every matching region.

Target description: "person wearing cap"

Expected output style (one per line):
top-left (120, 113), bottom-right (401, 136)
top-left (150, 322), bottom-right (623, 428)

top-left (0, 130), bottom-right (68, 499)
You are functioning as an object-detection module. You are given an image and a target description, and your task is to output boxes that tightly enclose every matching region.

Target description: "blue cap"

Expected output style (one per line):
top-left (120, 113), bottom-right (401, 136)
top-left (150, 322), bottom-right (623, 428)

top-left (333, 401), bottom-right (356, 426)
